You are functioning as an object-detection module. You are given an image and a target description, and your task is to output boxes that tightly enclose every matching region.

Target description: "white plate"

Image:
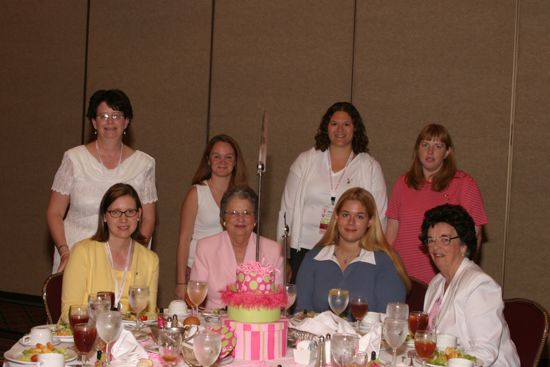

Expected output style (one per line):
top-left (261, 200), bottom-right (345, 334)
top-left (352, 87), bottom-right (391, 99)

top-left (3, 348), bottom-right (77, 365)
top-left (56, 335), bottom-right (74, 343)
top-left (122, 319), bottom-right (157, 327)
top-left (414, 356), bottom-right (482, 367)
top-left (19, 336), bottom-right (61, 347)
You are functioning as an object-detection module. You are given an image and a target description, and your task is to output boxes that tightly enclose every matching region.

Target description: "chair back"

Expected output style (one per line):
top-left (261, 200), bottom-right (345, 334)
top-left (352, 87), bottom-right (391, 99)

top-left (406, 277), bottom-right (428, 312)
top-left (42, 272), bottom-right (63, 324)
top-left (504, 298), bottom-right (549, 367)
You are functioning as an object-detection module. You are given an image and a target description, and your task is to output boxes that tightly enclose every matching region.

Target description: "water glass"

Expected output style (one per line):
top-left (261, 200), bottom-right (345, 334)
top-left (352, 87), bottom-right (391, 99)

top-left (284, 284), bottom-right (297, 315)
top-left (331, 333), bottom-right (359, 367)
top-left (128, 286), bottom-right (149, 332)
top-left (383, 318), bottom-right (408, 367)
top-left (187, 280), bottom-right (208, 315)
top-left (328, 288), bottom-right (350, 316)
top-left (158, 328), bottom-right (183, 366)
top-left (193, 331), bottom-right (221, 367)
top-left (386, 302), bottom-right (409, 320)
top-left (96, 311), bottom-right (122, 367)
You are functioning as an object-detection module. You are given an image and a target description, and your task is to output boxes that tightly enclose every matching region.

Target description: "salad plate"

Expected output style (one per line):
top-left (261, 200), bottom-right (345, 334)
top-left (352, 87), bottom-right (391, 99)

top-left (4, 348), bottom-right (76, 365)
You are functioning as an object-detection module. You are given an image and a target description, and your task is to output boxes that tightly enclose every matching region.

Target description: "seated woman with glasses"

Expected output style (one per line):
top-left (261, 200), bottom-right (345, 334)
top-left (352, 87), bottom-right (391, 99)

top-left (421, 204), bottom-right (518, 366)
top-left (190, 185), bottom-right (284, 310)
top-left (295, 187), bottom-right (409, 314)
top-left (60, 183), bottom-right (159, 322)
top-left (47, 89), bottom-right (158, 273)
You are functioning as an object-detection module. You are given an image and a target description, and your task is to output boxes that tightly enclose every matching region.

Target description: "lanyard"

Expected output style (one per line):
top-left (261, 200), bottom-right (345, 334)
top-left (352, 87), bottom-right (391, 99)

top-left (105, 240), bottom-right (133, 309)
top-left (327, 150), bottom-right (354, 205)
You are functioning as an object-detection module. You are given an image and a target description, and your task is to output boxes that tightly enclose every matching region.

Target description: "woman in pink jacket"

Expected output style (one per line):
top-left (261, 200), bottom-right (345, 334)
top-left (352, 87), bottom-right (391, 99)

top-left (190, 186), bottom-right (284, 310)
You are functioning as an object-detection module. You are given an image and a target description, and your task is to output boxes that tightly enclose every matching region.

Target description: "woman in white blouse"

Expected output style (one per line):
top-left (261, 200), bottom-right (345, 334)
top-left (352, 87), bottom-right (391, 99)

top-left (46, 89), bottom-right (157, 273)
top-left (421, 204), bottom-right (519, 366)
top-left (278, 102), bottom-right (387, 283)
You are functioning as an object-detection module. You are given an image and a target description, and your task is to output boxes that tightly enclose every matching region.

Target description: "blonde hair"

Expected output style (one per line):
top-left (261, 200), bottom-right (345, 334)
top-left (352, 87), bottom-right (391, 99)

top-left (405, 123), bottom-right (457, 192)
top-left (317, 187), bottom-right (411, 291)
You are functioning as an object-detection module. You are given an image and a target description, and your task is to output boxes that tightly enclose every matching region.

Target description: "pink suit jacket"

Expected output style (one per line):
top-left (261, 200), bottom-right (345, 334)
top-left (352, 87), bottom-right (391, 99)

top-left (190, 231), bottom-right (284, 310)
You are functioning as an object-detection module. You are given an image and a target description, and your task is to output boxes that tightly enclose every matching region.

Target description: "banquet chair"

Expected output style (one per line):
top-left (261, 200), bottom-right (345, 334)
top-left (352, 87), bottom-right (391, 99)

top-left (406, 277), bottom-right (428, 312)
top-left (503, 298), bottom-right (549, 367)
top-left (42, 272), bottom-right (63, 324)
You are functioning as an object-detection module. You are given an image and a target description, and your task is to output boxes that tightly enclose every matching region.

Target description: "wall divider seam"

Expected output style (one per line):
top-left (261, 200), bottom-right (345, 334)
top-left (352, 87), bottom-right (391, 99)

top-left (501, 0), bottom-right (522, 290)
top-left (80, 0), bottom-right (91, 145)
top-left (350, 0), bottom-right (357, 102)
top-left (206, 0), bottom-right (216, 144)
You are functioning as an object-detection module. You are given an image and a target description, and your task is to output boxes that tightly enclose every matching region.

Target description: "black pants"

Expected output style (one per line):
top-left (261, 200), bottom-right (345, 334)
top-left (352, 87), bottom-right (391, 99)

top-left (289, 248), bottom-right (310, 284)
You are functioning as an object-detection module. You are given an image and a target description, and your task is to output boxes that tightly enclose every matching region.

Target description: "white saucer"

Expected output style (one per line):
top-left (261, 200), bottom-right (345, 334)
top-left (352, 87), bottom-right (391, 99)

top-left (18, 336), bottom-right (61, 347)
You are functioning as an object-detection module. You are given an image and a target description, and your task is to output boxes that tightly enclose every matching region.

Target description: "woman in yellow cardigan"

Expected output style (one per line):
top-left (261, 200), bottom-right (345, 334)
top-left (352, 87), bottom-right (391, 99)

top-left (60, 183), bottom-right (159, 322)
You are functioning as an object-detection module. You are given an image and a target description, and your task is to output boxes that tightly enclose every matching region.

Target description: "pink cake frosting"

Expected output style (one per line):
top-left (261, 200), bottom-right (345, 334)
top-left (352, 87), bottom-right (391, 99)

top-left (221, 262), bottom-right (286, 309)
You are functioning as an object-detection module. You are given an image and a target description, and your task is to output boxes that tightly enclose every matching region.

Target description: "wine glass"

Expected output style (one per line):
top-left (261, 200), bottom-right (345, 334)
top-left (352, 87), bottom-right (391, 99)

top-left (187, 280), bottom-right (208, 316)
top-left (284, 284), bottom-right (297, 316)
top-left (96, 291), bottom-right (116, 310)
top-left (96, 311), bottom-right (122, 367)
top-left (331, 333), bottom-right (359, 367)
top-left (158, 328), bottom-right (183, 366)
top-left (415, 330), bottom-right (437, 364)
top-left (408, 311), bottom-right (429, 337)
top-left (69, 304), bottom-right (89, 332)
top-left (193, 331), bottom-right (222, 367)
top-left (383, 318), bottom-right (409, 367)
top-left (328, 288), bottom-right (350, 316)
top-left (73, 322), bottom-right (97, 366)
top-left (386, 302), bottom-right (409, 320)
top-left (88, 295), bottom-right (111, 323)
top-left (350, 295), bottom-right (369, 333)
top-left (128, 286), bottom-right (149, 332)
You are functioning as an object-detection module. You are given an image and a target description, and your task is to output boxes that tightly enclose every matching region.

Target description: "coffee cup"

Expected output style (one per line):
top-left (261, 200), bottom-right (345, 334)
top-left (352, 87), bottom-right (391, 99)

top-left (36, 353), bottom-right (64, 367)
top-left (447, 358), bottom-right (474, 367)
top-left (167, 300), bottom-right (188, 318)
top-left (23, 326), bottom-right (53, 346)
top-left (436, 333), bottom-right (457, 351)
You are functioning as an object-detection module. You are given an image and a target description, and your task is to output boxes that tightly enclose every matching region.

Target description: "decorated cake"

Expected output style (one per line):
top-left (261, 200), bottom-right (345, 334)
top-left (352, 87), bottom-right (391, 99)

top-left (221, 262), bottom-right (288, 360)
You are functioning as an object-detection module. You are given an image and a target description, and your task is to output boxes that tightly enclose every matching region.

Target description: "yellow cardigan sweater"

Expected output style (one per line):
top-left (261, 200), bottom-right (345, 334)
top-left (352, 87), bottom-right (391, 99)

top-left (60, 239), bottom-right (159, 322)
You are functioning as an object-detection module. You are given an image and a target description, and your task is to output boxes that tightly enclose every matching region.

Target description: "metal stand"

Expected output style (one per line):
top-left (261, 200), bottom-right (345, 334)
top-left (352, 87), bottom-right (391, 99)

top-left (282, 213), bottom-right (290, 283)
top-left (255, 161), bottom-right (265, 261)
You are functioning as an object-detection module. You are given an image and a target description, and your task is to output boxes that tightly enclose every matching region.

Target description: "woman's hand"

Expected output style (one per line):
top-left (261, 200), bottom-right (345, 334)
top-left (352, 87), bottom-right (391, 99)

top-left (175, 283), bottom-right (187, 300)
top-left (57, 252), bottom-right (69, 272)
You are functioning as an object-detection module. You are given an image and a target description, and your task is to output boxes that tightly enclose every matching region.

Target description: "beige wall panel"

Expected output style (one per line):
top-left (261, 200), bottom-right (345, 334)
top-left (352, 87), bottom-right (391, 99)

top-left (507, 0), bottom-right (550, 309)
top-left (209, 0), bottom-right (355, 240)
top-left (0, 1), bottom-right (87, 293)
top-left (86, 0), bottom-right (213, 306)
top-left (353, 1), bottom-right (516, 283)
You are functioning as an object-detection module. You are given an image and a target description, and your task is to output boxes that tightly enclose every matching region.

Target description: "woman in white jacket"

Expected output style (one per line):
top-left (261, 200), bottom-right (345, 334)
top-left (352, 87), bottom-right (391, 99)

top-left (420, 204), bottom-right (519, 367)
top-left (278, 102), bottom-right (387, 283)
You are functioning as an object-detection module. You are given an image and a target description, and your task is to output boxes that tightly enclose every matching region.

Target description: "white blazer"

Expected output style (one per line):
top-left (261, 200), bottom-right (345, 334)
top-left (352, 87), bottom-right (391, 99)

top-left (424, 258), bottom-right (519, 367)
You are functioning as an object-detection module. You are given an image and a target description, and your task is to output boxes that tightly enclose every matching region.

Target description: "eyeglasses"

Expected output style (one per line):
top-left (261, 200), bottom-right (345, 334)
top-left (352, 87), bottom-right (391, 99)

top-left (224, 209), bottom-right (253, 218)
top-left (424, 235), bottom-right (459, 246)
top-left (96, 112), bottom-right (125, 121)
top-left (107, 209), bottom-right (138, 218)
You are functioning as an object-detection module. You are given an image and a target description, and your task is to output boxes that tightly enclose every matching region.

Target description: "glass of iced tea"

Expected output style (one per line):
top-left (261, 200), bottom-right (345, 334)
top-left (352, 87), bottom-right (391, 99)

top-left (350, 296), bottom-right (368, 333)
top-left (415, 330), bottom-right (436, 361)
top-left (69, 304), bottom-right (89, 332)
top-left (409, 311), bottom-right (429, 337)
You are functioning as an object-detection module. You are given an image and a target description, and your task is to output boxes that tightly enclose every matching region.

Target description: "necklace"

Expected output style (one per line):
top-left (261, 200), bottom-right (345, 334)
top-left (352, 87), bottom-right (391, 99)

top-left (334, 247), bottom-right (361, 265)
top-left (327, 150), bottom-right (354, 205)
top-left (105, 240), bottom-right (133, 309)
top-left (208, 179), bottom-right (226, 204)
top-left (96, 140), bottom-right (123, 170)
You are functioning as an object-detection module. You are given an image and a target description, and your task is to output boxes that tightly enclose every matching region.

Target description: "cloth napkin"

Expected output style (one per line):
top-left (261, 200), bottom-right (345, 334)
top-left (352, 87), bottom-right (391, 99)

top-left (108, 329), bottom-right (149, 367)
top-left (290, 311), bottom-right (381, 358)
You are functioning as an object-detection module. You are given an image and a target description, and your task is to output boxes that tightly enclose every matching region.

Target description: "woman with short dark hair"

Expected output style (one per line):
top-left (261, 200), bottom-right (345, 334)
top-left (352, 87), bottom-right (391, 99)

top-left (421, 204), bottom-right (518, 366)
top-left (47, 89), bottom-right (157, 273)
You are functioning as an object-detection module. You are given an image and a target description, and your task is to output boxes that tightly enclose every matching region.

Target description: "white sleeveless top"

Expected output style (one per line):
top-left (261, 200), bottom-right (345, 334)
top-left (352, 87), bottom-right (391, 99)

top-left (187, 181), bottom-right (223, 267)
top-left (51, 145), bottom-right (158, 271)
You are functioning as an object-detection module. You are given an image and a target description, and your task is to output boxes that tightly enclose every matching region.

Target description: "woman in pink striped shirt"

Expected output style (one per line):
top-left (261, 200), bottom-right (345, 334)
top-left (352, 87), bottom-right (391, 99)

top-left (386, 124), bottom-right (487, 284)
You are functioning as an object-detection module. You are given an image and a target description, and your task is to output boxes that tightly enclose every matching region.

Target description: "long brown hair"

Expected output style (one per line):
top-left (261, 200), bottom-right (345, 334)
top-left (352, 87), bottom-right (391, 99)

top-left (317, 187), bottom-right (411, 291)
top-left (191, 134), bottom-right (247, 187)
top-left (405, 124), bottom-right (457, 192)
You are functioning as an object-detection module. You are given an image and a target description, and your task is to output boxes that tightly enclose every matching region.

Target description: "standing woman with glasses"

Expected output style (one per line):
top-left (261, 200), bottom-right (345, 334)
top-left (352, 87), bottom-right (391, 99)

top-left (46, 89), bottom-right (158, 273)
top-left (60, 183), bottom-right (159, 322)
top-left (190, 186), bottom-right (284, 310)
top-left (386, 124), bottom-right (487, 284)
top-left (176, 135), bottom-right (247, 300)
